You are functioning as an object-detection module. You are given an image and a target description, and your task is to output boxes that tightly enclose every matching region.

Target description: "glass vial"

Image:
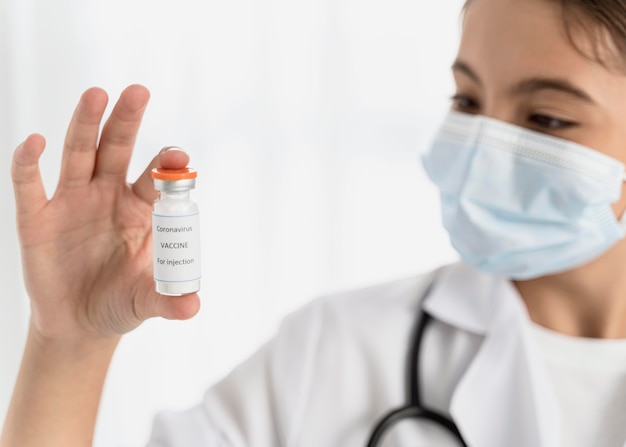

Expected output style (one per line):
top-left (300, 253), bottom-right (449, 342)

top-left (151, 167), bottom-right (201, 296)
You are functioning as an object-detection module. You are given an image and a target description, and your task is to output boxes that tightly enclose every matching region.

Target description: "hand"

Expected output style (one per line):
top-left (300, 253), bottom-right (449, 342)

top-left (11, 85), bottom-right (200, 342)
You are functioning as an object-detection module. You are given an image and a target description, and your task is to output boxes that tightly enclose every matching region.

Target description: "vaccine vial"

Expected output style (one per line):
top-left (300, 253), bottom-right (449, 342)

top-left (151, 167), bottom-right (201, 296)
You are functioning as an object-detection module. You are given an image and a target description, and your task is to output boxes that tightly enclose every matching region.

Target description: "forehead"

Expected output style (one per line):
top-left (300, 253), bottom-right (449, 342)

top-left (458, 0), bottom-right (620, 99)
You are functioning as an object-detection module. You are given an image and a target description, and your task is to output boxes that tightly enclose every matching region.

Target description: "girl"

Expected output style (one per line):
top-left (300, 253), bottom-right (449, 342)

top-left (4, 0), bottom-right (626, 445)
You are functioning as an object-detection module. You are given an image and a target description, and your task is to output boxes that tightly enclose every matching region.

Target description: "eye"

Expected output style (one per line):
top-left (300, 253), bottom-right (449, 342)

top-left (450, 94), bottom-right (480, 113)
top-left (528, 114), bottom-right (577, 130)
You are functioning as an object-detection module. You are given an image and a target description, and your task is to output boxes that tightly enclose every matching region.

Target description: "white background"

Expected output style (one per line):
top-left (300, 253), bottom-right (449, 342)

top-left (0, 0), bottom-right (462, 445)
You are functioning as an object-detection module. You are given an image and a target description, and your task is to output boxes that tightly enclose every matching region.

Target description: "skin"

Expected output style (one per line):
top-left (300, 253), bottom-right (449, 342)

top-left (456, 0), bottom-right (626, 338)
top-left (3, 0), bottom-right (626, 444)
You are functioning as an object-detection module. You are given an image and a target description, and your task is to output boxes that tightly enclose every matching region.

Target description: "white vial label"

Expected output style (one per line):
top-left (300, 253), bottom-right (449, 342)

top-left (152, 213), bottom-right (201, 284)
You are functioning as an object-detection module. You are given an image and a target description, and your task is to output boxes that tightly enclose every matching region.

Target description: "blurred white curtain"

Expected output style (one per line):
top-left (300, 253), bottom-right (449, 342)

top-left (0, 0), bottom-right (462, 445)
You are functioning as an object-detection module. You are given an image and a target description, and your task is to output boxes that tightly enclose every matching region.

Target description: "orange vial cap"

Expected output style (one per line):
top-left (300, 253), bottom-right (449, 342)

top-left (151, 167), bottom-right (198, 181)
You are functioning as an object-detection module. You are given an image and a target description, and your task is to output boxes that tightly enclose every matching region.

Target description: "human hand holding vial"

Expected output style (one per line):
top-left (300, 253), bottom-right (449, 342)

top-left (151, 162), bottom-right (201, 296)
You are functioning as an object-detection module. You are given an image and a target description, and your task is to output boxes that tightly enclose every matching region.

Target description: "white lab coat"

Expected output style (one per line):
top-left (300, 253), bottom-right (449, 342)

top-left (147, 262), bottom-right (562, 446)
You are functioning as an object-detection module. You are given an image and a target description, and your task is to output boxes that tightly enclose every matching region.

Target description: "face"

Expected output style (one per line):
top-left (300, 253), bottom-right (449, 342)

top-left (455, 0), bottom-right (626, 215)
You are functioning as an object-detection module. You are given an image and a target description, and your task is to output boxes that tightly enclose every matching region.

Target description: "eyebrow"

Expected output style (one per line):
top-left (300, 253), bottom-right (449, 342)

top-left (451, 60), bottom-right (481, 85)
top-left (513, 78), bottom-right (595, 104)
top-left (451, 59), bottom-right (596, 105)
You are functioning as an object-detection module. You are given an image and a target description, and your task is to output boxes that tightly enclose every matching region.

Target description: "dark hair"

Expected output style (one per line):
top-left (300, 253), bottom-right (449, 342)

top-left (561, 0), bottom-right (626, 70)
top-left (464, 0), bottom-right (626, 71)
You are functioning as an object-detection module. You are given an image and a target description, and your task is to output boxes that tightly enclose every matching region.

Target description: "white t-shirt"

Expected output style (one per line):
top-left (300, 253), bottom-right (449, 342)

top-left (532, 323), bottom-right (626, 447)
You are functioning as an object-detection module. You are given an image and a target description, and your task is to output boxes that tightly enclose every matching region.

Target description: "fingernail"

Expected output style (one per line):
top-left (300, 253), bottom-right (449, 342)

top-left (161, 146), bottom-right (184, 154)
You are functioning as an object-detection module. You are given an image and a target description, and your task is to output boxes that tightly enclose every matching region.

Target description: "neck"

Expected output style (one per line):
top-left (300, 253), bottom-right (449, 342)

top-left (515, 239), bottom-right (626, 339)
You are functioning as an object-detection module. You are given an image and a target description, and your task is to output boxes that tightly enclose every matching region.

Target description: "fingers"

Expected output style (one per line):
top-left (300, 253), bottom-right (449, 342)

top-left (94, 85), bottom-right (150, 182)
top-left (58, 88), bottom-right (109, 189)
top-left (11, 134), bottom-right (48, 215)
top-left (159, 293), bottom-right (201, 321)
top-left (132, 147), bottom-right (190, 204)
top-left (135, 292), bottom-right (201, 322)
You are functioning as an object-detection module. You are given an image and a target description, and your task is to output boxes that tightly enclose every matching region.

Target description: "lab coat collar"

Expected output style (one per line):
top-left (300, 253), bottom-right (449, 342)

top-left (423, 262), bottom-right (499, 335)
top-left (423, 263), bottom-right (561, 447)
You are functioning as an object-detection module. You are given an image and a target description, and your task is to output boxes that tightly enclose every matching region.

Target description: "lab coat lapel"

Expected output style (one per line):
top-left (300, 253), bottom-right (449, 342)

top-left (424, 264), bottom-right (561, 447)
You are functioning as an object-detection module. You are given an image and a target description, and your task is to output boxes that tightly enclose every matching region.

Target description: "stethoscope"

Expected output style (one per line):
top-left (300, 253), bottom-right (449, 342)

top-left (365, 285), bottom-right (468, 446)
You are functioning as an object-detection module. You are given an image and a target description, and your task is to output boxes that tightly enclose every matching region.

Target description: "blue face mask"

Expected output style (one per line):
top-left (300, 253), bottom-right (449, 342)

top-left (422, 111), bottom-right (626, 280)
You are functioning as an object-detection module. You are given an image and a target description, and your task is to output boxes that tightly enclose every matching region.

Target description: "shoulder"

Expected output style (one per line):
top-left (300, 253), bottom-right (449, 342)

top-left (252, 267), bottom-right (447, 443)
top-left (270, 265), bottom-right (460, 383)
top-left (278, 267), bottom-right (441, 340)
top-left (269, 267), bottom-right (442, 377)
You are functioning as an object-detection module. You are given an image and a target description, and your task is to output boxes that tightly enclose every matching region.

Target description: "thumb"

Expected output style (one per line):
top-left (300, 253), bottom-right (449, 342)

top-left (132, 147), bottom-right (191, 205)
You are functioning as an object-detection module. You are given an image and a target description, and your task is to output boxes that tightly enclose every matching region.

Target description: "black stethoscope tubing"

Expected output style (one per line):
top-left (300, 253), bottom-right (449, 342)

top-left (365, 298), bottom-right (468, 446)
